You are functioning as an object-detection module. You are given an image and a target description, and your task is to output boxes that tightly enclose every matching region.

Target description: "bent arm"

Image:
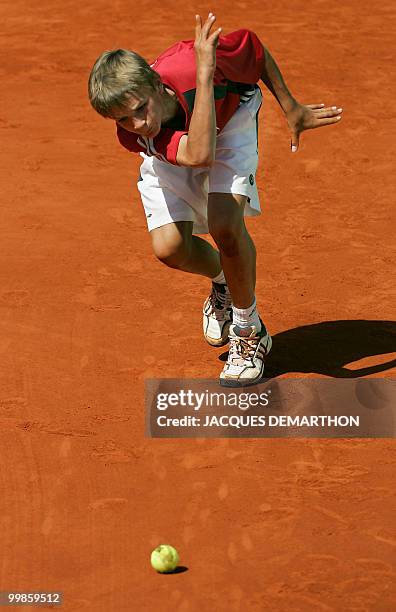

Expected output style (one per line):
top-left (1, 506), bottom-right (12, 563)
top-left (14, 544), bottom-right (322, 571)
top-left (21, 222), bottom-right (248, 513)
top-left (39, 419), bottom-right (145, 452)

top-left (260, 43), bottom-right (342, 152)
top-left (260, 46), bottom-right (297, 113)
top-left (176, 14), bottom-right (220, 167)
top-left (176, 73), bottom-right (216, 167)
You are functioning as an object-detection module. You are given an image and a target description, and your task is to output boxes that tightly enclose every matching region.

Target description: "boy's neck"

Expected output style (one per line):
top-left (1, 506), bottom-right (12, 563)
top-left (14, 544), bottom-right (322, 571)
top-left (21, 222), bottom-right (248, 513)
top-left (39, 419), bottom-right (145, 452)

top-left (162, 87), bottom-right (182, 124)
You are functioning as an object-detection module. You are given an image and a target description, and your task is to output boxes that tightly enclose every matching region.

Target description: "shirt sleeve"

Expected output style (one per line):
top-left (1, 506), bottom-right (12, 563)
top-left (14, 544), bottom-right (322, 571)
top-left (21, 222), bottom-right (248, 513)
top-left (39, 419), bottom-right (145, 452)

top-left (153, 128), bottom-right (188, 165)
top-left (117, 124), bottom-right (187, 165)
top-left (216, 29), bottom-right (265, 84)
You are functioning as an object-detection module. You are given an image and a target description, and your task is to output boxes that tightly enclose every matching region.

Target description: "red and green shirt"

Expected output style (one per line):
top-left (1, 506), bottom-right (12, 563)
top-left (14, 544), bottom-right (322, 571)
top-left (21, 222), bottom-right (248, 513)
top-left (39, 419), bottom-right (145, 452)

top-left (117, 29), bottom-right (265, 165)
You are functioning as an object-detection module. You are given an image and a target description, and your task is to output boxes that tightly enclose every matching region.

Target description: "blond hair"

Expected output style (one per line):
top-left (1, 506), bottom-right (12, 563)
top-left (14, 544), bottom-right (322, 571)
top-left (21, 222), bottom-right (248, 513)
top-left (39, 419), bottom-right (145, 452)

top-left (88, 49), bottom-right (161, 117)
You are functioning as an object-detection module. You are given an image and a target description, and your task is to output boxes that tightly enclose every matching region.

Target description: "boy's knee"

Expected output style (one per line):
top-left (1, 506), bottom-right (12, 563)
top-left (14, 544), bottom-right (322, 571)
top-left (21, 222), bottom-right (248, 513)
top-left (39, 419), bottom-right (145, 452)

top-left (152, 236), bottom-right (191, 269)
top-left (155, 245), bottom-right (190, 269)
top-left (209, 222), bottom-right (243, 257)
top-left (208, 193), bottom-right (247, 256)
top-left (151, 221), bottom-right (193, 270)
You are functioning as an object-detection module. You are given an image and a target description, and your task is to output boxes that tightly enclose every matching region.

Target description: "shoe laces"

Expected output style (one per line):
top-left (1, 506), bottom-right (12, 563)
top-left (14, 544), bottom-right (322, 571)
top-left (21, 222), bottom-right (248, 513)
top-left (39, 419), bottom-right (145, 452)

top-left (228, 334), bottom-right (259, 366)
top-left (207, 284), bottom-right (231, 317)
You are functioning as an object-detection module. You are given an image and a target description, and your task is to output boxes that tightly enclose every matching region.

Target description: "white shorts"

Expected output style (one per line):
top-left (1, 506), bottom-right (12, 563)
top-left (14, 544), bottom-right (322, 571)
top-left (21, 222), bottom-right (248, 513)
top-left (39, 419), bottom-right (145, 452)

top-left (137, 87), bottom-right (263, 234)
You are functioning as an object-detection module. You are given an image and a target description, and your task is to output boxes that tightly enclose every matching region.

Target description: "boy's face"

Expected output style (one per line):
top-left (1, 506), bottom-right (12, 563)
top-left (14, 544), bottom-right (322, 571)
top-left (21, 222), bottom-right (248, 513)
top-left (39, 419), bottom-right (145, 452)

top-left (110, 87), bottom-right (163, 138)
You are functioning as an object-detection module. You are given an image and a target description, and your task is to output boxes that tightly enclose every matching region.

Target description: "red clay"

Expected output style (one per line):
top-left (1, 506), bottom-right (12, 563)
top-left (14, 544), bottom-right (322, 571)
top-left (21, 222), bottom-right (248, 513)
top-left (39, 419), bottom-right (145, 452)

top-left (1, 0), bottom-right (395, 610)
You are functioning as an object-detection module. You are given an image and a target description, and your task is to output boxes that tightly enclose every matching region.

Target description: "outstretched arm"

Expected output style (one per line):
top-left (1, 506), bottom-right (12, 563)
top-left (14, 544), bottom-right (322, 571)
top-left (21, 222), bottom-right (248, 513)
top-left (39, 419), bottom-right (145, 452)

top-left (260, 46), bottom-right (343, 152)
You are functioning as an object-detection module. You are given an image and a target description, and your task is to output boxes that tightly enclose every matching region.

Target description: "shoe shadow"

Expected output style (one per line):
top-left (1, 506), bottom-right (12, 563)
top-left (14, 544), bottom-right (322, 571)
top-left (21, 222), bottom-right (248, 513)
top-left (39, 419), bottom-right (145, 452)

top-left (219, 320), bottom-right (396, 378)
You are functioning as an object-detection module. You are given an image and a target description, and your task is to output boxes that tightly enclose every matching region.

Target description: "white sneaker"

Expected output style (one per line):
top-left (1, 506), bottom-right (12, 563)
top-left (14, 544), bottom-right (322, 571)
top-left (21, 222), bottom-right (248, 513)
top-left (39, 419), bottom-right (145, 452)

top-left (220, 322), bottom-right (272, 387)
top-left (203, 282), bottom-right (232, 347)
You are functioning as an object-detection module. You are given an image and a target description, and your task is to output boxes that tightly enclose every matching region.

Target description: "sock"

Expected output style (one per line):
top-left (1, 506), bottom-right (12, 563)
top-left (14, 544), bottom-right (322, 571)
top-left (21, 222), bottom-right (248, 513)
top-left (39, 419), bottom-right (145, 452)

top-left (211, 270), bottom-right (227, 285)
top-left (232, 298), bottom-right (263, 333)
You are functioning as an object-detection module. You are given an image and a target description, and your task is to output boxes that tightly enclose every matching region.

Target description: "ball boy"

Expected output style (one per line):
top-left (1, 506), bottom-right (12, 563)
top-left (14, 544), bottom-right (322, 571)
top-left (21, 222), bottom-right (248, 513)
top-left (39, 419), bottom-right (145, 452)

top-left (88, 14), bottom-right (342, 386)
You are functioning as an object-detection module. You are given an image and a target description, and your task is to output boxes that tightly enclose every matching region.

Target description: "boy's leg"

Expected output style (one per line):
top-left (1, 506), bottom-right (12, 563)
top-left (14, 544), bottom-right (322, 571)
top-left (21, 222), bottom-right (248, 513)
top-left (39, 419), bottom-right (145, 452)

top-left (208, 193), bottom-right (256, 308)
top-left (150, 220), bottom-right (233, 346)
top-left (208, 192), bottom-right (272, 386)
top-left (138, 150), bottom-right (234, 347)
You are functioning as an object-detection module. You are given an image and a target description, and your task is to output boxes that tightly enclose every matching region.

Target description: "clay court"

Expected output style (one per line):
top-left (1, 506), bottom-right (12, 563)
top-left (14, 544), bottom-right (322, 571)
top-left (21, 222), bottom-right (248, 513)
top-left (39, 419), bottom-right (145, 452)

top-left (1, 0), bottom-right (395, 609)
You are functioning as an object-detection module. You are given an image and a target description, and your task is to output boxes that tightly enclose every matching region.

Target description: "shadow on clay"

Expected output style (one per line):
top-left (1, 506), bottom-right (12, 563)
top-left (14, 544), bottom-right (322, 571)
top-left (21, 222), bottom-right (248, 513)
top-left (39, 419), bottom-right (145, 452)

top-left (219, 319), bottom-right (396, 378)
top-left (159, 566), bottom-right (189, 575)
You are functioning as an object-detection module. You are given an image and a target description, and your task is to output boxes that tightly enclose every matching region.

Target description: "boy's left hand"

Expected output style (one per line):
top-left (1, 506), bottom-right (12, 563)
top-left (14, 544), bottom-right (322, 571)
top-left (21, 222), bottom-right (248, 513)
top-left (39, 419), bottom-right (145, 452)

top-left (287, 103), bottom-right (343, 152)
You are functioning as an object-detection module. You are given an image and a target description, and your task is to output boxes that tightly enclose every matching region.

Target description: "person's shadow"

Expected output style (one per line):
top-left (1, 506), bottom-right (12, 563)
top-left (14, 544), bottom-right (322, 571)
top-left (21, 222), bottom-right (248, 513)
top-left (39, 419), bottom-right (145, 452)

top-left (220, 320), bottom-right (396, 378)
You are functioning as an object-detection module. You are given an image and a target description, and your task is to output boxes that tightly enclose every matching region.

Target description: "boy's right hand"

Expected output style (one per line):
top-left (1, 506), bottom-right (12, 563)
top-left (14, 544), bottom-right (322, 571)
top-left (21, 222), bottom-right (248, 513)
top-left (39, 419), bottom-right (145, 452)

top-left (194, 13), bottom-right (222, 79)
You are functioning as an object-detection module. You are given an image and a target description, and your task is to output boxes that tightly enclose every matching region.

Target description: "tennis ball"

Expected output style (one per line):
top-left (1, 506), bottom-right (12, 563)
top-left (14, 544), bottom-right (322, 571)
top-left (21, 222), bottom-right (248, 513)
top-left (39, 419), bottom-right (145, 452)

top-left (151, 544), bottom-right (179, 573)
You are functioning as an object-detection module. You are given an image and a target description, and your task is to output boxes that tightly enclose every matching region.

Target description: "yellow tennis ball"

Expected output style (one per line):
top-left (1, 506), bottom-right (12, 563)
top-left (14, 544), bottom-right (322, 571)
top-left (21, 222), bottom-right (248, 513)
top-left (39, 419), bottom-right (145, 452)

top-left (151, 544), bottom-right (179, 573)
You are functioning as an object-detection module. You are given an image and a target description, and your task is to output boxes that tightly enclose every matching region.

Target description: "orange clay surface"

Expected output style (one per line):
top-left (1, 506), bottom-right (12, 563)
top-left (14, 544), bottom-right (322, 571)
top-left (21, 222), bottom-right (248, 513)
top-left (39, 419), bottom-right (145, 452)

top-left (1, 0), bottom-right (395, 610)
